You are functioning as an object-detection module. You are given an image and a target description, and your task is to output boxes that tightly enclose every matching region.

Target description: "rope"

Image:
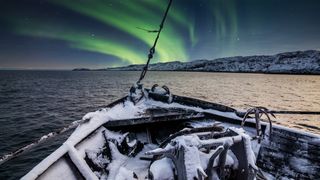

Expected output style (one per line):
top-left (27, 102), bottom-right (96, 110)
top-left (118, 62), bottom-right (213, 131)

top-left (137, 0), bottom-right (173, 84)
top-left (136, 27), bottom-right (159, 33)
top-left (239, 105), bottom-right (320, 115)
top-left (269, 110), bottom-right (320, 115)
top-left (0, 119), bottom-right (87, 165)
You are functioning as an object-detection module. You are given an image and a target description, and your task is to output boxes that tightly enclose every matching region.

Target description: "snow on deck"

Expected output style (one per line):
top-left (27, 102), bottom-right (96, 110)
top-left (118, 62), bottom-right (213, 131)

top-left (22, 95), bottom-right (320, 179)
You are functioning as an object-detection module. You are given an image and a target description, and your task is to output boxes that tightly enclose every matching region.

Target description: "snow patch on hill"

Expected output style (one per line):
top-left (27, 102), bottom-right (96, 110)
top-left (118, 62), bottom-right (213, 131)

top-left (108, 50), bottom-right (320, 74)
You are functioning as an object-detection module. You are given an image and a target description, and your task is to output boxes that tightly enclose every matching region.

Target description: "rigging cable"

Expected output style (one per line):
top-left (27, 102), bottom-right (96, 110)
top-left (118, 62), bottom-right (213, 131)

top-left (137, 0), bottom-right (173, 84)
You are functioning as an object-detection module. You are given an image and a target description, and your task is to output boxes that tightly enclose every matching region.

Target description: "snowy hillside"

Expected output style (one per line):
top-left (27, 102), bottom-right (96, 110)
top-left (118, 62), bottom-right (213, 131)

top-left (106, 50), bottom-right (320, 74)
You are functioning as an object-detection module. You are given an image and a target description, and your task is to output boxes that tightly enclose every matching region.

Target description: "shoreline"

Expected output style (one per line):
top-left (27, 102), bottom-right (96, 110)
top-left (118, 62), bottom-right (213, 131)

top-left (1, 69), bottom-right (320, 75)
top-left (72, 69), bottom-right (320, 75)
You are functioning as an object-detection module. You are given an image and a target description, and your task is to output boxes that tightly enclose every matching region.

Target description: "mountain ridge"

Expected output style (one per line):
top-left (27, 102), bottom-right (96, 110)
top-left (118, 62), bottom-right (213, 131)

top-left (73, 50), bottom-right (320, 74)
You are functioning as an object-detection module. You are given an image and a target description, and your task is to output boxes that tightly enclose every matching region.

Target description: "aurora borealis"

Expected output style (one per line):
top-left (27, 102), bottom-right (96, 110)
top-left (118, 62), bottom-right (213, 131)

top-left (1, 0), bottom-right (320, 69)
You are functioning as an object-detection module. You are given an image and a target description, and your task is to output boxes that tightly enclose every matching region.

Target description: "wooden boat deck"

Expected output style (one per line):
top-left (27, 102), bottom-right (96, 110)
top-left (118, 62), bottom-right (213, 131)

top-left (21, 93), bottom-right (320, 179)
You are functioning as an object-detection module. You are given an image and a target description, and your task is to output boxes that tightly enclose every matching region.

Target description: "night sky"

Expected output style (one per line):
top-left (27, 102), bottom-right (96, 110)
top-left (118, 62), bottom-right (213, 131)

top-left (1, 0), bottom-right (320, 69)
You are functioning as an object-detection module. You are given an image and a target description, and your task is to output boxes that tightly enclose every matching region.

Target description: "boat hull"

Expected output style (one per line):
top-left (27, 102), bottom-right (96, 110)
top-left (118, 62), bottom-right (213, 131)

top-left (22, 93), bottom-right (320, 179)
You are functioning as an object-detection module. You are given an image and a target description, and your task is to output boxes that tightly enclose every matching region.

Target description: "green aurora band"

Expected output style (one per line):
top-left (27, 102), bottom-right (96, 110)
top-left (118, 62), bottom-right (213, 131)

top-left (211, 0), bottom-right (238, 56)
top-left (13, 20), bottom-right (146, 64)
top-left (53, 0), bottom-right (190, 63)
top-left (8, 0), bottom-right (240, 66)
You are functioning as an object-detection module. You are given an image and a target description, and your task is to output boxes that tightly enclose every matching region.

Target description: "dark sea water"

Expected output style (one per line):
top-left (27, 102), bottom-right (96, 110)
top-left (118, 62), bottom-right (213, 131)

top-left (0, 70), bottom-right (319, 179)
